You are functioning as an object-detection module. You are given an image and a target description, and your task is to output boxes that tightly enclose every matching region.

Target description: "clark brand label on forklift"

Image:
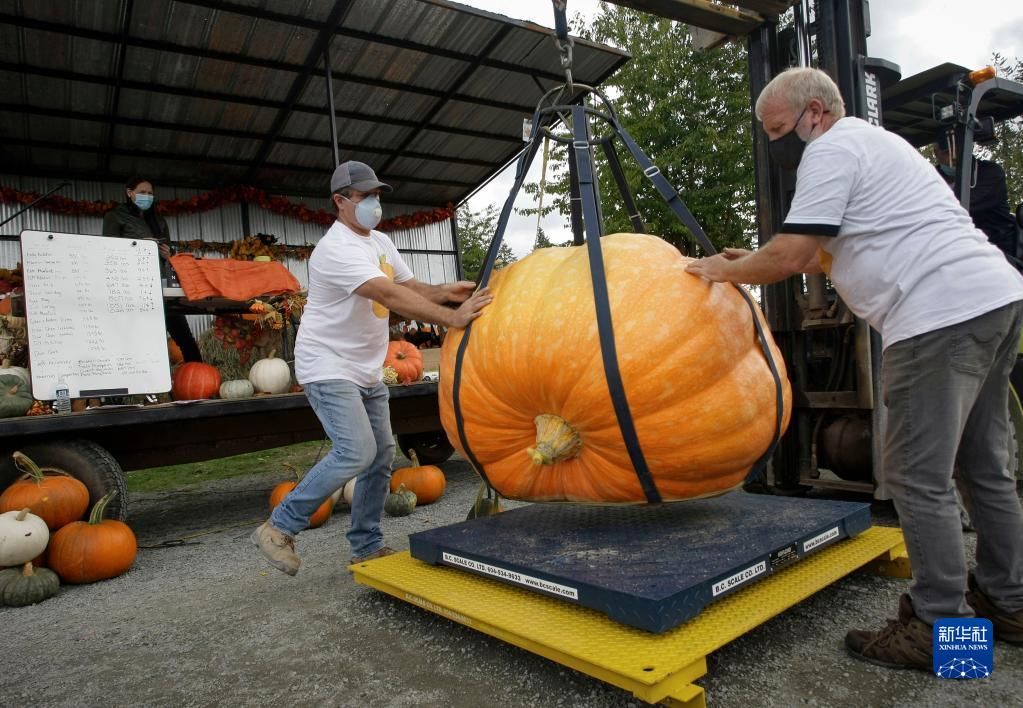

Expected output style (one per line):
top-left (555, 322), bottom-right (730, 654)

top-left (441, 552), bottom-right (579, 600)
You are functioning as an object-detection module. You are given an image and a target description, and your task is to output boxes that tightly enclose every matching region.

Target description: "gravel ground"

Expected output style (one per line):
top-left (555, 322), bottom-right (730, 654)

top-left (2, 454), bottom-right (1021, 707)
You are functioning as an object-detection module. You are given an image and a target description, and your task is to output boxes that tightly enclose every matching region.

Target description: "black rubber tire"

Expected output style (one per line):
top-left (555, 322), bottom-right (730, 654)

top-left (396, 431), bottom-right (454, 466)
top-left (0, 440), bottom-right (128, 521)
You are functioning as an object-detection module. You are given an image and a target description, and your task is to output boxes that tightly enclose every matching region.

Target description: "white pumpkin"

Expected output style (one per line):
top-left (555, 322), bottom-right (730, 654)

top-left (248, 351), bottom-right (292, 394)
top-left (0, 508), bottom-right (49, 566)
top-left (219, 379), bottom-right (254, 399)
top-left (342, 477), bottom-right (357, 505)
top-left (0, 360), bottom-right (30, 394)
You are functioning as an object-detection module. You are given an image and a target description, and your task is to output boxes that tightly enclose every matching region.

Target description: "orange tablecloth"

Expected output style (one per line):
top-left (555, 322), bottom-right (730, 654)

top-left (170, 255), bottom-right (301, 302)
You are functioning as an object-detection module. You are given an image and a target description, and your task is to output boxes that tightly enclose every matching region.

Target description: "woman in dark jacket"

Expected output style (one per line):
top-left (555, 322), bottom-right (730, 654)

top-left (103, 176), bottom-right (202, 362)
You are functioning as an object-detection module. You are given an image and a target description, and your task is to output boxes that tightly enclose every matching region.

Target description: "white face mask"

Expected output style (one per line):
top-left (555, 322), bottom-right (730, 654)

top-left (343, 194), bottom-right (382, 230)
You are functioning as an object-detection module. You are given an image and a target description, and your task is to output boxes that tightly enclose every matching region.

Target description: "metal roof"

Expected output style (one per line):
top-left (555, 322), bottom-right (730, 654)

top-left (0, 0), bottom-right (629, 208)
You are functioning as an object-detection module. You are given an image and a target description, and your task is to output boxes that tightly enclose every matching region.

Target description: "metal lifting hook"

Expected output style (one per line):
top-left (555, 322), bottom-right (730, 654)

top-left (551, 0), bottom-right (574, 93)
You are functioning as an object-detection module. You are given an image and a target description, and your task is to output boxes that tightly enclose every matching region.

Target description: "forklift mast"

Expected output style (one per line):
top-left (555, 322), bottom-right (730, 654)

top-left (748, 1), bottom-right (900, 494)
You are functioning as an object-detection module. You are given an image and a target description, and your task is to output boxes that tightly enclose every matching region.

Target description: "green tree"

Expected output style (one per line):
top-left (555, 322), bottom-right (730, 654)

top-left (520, 4), bottom-right (756, 254)
top-left (988, 53), bottom-right (1023, 206)
top-left (455, 204), bottom-right (516, 282)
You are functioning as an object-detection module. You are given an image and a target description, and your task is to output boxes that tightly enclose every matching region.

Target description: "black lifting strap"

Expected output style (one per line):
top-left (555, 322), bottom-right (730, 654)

top-left (572, 105), bottom-right (663, 504)
top-left (610, 117), bottom-right (784, 483)
top-left (601, 140), bottom-right (645, 234)
top-left (450, 129), bottom-right (545, 490)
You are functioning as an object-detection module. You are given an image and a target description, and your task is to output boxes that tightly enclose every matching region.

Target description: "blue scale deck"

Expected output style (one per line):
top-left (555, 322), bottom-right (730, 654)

top-left (409, 492), bottom-right (871, 633)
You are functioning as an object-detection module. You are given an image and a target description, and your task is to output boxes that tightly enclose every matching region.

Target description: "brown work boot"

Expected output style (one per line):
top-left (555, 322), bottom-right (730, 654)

top-left (844, 594), bottom-right (933, 671)
top-left (967, 573), bottom-right (1023, 645)
top-left (250, 522), bottom-right (300, 576)
top-left (350, 546), bottom-right (397, 566)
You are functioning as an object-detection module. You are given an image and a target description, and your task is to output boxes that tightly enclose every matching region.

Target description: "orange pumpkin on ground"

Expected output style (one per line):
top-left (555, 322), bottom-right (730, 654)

top-left (384, 341), bottom-right (423, 384)
top-left (48, 491), bottom-right (137, 584)
top-left (389, 450), bottom-right (446, 505)
top-left (171, 362), bottom-right (221, 400)
top-left (439, 233), bottom-right (792, 504)
top-left (0, 451), bottom-right (90, 529)
top-left (269, 465), bottom-right (333, 529)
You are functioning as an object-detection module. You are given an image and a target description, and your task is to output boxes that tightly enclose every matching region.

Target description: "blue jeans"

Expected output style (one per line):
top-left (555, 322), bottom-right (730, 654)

top-left (882, 301), bottom-right (1023, 622)
top-left (269, 379), bottom-right (395, 559)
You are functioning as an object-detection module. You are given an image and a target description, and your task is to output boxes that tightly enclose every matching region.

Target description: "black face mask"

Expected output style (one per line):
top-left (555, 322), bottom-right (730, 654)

top-left (768, 106), bottom-right (808, 170)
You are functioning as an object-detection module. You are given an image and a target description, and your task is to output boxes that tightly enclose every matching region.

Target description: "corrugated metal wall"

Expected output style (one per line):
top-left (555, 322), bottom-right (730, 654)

top-left (1, 175), bottom-right (459, 339)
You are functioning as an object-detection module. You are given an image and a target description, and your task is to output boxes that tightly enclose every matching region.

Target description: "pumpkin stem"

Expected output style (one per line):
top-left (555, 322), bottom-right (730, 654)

top-left (526, 414), bottom-right (582, 465)
top-left (409, 449), bottom-right (420, 468)
top-left (89, 490), bottom-right (118, 524)
top-left (15, 507), bottom-right (31, 521)
top-left (266, 349), bottom-right (277, 360)
top-left (21, 561), bottom-right (35, 577)
top-left (282, 461), bottom-right (300, 482)
top-left (12, 451), bottom-right (45, 484)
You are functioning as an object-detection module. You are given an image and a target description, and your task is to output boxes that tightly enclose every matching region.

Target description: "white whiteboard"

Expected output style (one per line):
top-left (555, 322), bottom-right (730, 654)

top-left (21, 230), bottom-right (171, 399)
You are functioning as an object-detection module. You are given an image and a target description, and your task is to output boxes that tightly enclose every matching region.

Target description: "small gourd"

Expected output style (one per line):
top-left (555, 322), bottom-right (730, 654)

top-left (384, 484), bottom-right (417, 517)
top-left (0, 508), bottom-right (50, 566)
top-left (0, 374), bottom-right (32, 419)
top-left (248, 350), bottom-right (292, 394)
top-left (382, 366), bottom-right (399, 386)
top-left (0, 360), bottom-right (30, 393)
top-left (0, 562), bottom-right (60, 607)
top-left (219, 379), bottom-right (255, 400)
top-left (342, 477), bottom-right (357, 506)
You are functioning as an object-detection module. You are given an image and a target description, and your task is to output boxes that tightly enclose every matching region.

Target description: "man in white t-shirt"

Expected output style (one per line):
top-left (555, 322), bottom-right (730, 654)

top-left (687, 68), bottom-right (1023, 670)
top-left (252, 161), bottom-right (492, 575)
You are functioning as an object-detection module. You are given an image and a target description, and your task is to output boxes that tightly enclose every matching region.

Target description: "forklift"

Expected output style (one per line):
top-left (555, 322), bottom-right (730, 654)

top-left (682, 1), bottom-right (1023, 499)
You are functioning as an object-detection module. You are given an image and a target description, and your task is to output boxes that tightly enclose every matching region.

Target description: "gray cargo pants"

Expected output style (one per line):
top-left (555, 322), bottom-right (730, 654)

top-left (882, 300), bottom-right (1023, 623)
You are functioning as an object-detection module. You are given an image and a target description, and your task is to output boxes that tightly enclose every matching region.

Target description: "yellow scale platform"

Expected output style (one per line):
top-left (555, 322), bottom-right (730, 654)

top-left (352, 525), bottom-right (909, 707)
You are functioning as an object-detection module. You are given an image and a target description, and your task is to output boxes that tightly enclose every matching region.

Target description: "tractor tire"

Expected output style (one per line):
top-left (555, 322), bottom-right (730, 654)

top-left (396, 431), bottom-right (454, 466)
top-left (0, 440), bottom-right (128, 520)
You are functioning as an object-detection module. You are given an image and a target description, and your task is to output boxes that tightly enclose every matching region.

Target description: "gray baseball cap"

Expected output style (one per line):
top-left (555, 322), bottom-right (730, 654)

top-left (330, 160), bottom-right (392, 194)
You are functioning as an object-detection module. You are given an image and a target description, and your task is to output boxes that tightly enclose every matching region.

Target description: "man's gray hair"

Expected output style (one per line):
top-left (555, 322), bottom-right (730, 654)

top-left (755, 67), bottom-right (846, 120)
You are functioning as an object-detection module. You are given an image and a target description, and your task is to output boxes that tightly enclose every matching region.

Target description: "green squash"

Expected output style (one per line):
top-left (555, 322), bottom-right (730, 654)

top-left (0, 562), bottom-right (60, 607)
top-left (384, 484), bottom-right (417, 517)
top-left (219, 379), bottom-right (254, 400)
top-left (0, 374), bottom-right (32, 418)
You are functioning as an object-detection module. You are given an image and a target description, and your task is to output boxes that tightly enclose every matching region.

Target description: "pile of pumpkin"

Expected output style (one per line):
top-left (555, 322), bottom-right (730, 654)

top-left (171, 350), bottom-right (298, 401)
top-left (280, 450), bottom-right (447, 525)
top-left (0, 452), bottom-right (136, 607)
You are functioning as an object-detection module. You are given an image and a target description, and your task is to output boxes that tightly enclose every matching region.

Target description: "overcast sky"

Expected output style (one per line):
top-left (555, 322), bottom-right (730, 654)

top-left (458, 0), bottom-right (1023, 257)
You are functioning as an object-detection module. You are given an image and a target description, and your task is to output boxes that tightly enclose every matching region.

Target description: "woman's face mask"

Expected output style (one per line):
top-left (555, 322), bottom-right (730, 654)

top-left (133, 192), bottom-right (154, 211)
top-left (343, 193), bottom-right (382, 230)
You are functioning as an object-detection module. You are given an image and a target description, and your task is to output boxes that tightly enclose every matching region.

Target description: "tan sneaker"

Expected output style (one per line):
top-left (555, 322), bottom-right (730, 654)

top-left (350, 546), bottom-right (397, 566)
top-left (250, 522), bottom-right (300, 576)
top-left (967, 573), bottom-right (1023, 645)
top-left (844, 594), bottom-right (933, 671)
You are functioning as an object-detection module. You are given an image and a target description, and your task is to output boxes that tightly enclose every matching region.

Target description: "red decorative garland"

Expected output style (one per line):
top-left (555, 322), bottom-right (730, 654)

top-left (0, 184), bottom-right (454, 232)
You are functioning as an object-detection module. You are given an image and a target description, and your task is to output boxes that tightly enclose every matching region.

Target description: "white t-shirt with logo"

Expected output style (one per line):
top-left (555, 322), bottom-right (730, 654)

top-left (295, 221), bottom-right (413, 386)
top-left (783, 117), bottom-right (1023, 348)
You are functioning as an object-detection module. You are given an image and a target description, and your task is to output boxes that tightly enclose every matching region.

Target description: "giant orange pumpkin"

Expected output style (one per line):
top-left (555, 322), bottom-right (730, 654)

top-left (439, 233), bottom-right (792, 504)
top-left (171, 362), bottom-right (221, 400)
top-left (384, 341), bottom-right (423, 384)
